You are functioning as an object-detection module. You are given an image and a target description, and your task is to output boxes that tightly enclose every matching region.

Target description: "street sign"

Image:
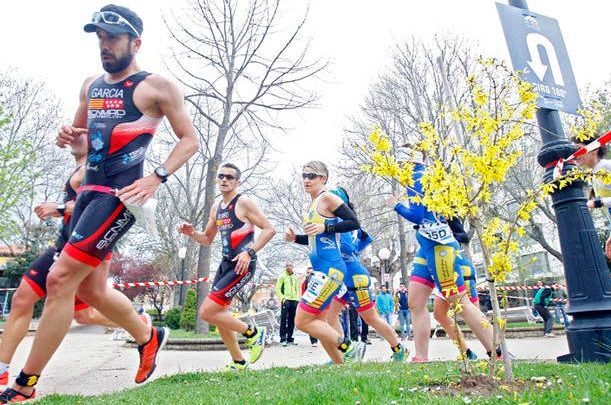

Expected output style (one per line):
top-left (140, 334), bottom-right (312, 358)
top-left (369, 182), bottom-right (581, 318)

top-left (496, 3), bottom-right (581, 114)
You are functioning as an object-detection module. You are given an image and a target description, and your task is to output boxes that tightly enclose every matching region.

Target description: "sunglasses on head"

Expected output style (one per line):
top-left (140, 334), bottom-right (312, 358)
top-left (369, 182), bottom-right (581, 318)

top-left (217, 173), bottom-right (237, 181)
top-left (302, 172), bottom-right (321, 180)
top-left (92, 11), bottom-right (140, 37)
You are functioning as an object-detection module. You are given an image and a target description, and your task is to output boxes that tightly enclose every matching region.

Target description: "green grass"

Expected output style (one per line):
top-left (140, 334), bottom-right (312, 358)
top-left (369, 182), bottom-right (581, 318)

top-left (37, 361), bottom-right (610, 404)
top-left (166, 329), bottom-right (219, 339)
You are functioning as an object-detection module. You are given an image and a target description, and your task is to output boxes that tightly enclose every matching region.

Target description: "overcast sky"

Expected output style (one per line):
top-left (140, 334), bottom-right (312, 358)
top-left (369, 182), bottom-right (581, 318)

top-left (2, 0), bottom-right (609, 176)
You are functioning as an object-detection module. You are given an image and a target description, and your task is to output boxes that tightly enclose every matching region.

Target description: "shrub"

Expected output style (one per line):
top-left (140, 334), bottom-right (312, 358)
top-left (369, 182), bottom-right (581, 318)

top-left (179, 289), bottom-right (197, 331)
top-left (165, 307), bottom-right (182, 330)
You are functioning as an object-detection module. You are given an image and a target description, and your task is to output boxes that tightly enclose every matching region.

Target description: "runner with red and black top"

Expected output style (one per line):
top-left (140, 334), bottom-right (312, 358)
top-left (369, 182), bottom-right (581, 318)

top-left (0, 4), bottom-right (198, 402)
top-left (178, 163), bottom-right (276, 371)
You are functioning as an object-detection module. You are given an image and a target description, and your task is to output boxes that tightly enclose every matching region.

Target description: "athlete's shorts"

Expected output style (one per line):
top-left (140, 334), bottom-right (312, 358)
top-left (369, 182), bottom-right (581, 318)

top-left (64, 191), bottom-right (134, 267)
top-left (208, 257), bottom-right (256, 307)
top-left (334, 260), bottom-right (375, 313)
top-left (300, 258), bottom-right (346, 314)
top-left (21, 247), bottom-right (89, 311)
top-left (409, 241), bottom-right (467, 298)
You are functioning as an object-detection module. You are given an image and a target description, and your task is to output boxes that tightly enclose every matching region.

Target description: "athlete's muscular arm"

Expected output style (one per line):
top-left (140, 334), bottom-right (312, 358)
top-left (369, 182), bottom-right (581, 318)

top-left (118, 77), bottom-right (198, 205)
top-left (178, 205), bottom-right (218, 246)
top-left (303, 193), bottom-right (360, 235)
top-left (234, 197), bottom-right (276, 274)
top-left (56, 77), bottom-right (95, 148)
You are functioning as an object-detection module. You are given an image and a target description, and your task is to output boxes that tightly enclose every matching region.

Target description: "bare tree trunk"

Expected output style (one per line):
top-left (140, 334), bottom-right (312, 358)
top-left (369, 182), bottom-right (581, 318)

top-left (472, 220), bottom-right (514, 382)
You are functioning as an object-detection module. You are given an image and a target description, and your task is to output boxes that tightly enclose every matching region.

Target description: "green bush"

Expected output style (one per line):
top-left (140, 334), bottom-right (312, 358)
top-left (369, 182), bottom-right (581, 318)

top-left (165, 307), bottom-right (182, 330)
top-left (179, 289), bottom-right (197, 331)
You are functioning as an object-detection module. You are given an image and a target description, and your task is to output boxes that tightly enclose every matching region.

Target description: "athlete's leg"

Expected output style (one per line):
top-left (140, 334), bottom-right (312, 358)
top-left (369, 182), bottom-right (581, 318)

top-left (0, 280), bottom-right (41, 365)
top-left (216, 326), bottom-right (244, 363)
top-left (433, 296), bottom-right (469, 353)
top-left (14, 254), bottom-right (93, 394)
top-left (0, 248), bottom-right (56, 371)
top-left (408, 281), bottom-right (433, 360)
top-left (450, 294), bottom-right (494, 352)
top-left (76, 261), bottom-right (149, 343)
top-left (295, 309), bottom-right (344, 364)
top-left (326, 299), bottom-right (345, 337)
top-left (73, 307), bottom-right (117, 328)
top-left (199, 298), bottom-right (250, 336)
top-left (199, 258), bottom-right (254, 337)
top-left (358, 307), bottom-right (400, 347)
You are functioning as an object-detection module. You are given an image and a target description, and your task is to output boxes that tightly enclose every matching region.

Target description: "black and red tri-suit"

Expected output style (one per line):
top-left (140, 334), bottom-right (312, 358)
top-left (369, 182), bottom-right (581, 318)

top-left (209, 194), bottom-right (256, 307)
top-left (63, 72), bottom-right (161, 267)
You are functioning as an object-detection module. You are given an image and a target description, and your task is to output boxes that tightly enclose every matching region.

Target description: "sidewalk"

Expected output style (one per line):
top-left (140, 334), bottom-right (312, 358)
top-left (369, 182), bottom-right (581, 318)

top-left (4, 326), bottom-right (570, 397)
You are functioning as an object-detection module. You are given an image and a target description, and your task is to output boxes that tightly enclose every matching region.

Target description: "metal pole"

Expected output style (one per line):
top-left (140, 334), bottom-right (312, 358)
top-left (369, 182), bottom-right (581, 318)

top-left (385, 260), bottom-right (390, 289)
top-left (508, 0), bottom-right (611, 363)
top-left (179, 258), bottom-right (186, 307)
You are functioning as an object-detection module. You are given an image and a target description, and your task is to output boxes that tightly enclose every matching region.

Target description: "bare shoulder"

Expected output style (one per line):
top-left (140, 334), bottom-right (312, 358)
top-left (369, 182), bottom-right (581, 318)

top-left (320, 191), bottom-right (342, 212)
top-left (237, 194), bottom-right (258, 210)
top-left (143, 73), bottom-right (181, 95)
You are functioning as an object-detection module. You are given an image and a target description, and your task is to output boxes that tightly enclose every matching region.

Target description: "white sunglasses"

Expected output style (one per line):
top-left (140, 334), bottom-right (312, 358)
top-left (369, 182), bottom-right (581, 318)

top-left (92, 11), bottom-right (140, 37)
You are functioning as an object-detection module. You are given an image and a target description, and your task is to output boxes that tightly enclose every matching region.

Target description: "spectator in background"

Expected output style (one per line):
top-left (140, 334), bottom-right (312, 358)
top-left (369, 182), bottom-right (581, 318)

top-left (376, 286), bottom-right (395, 326)
top-left (301, 267), bottom-right (318, 346)
top-left (276, 262), bottom-right (300, 346)
top-left (395, 283), bottom-right (412, 340)
top-left (531, 280), bottom-right (544, 318)
top-left (553, 287), bottom-right (570, 329)
top-left (533, 282), bottom-right (556, 337)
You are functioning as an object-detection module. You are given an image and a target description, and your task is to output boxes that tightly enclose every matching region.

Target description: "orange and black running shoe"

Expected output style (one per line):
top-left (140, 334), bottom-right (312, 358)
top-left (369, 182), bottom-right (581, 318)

top-left (134, 326), bottom-right (169, 384)
top-left (0, 388), bottom-right (35, 403)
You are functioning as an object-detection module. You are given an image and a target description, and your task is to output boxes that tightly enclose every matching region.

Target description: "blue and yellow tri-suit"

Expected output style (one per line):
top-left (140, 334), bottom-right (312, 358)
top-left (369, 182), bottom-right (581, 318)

top-left (300, 192), bottom-right (347, 314)
top-left (334, 229), bottom-right (376, 312)
top-left (394, 163), bottom-right (470, 298)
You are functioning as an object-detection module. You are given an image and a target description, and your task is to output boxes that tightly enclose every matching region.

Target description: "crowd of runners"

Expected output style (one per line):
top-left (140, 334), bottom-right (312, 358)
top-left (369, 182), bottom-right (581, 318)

top-left (0, 3), bottom-right (587, 402)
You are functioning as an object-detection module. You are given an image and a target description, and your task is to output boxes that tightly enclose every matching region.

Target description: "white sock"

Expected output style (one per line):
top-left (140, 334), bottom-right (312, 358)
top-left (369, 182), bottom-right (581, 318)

top-left (0, 362), bottom-right (9, 374)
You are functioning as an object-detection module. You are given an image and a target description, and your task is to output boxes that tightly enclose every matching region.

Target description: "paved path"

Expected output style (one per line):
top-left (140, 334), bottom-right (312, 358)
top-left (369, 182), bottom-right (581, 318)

top-left (4, 326), bottom-right (569, 397)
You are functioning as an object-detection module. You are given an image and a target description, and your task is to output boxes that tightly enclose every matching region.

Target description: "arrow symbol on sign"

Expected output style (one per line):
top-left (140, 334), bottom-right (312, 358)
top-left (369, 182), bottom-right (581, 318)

top-left (526, 32), bottom-right (564, 86)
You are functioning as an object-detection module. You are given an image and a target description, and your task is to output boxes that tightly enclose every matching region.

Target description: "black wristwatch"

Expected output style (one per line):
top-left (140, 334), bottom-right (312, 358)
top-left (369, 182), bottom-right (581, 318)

top-left (154, 166), bottom-right (169, 183)
top-left (56, 203), bottom-right (66, 216)
top-left (246, 248), bottom-right (257, 259)
top-left (593, 198), bottom-right (603, 208)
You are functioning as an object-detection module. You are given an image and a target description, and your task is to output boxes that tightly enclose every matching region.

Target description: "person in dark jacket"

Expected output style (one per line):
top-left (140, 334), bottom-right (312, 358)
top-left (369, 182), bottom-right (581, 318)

top-left (533, 283), bottom-right (556, 337)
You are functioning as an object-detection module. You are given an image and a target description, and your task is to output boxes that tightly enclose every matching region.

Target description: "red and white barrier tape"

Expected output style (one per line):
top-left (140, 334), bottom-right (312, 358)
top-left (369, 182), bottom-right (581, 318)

top-left (553, 130), bottom-right (611, 179)
top-left (112, 277), bottom-right (209, 289)
top-left (477, 284), bottom-right (565, 292)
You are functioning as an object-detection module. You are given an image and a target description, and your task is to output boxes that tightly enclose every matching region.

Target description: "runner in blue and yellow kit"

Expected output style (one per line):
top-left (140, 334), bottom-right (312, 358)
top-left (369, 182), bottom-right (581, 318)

top-left (324, 187), bottom-right (409, 361)
top-left (433, 218), bottom-right (481, 361)
top-left (285, 161), bottom-right (364, 364)
top-left (388, 152), bottom-right (494, 362)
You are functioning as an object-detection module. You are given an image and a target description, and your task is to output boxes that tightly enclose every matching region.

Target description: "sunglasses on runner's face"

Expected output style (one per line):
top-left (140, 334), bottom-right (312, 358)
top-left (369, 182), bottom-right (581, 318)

top-left (91, 11), bottom-right (140, 37)
top-left (217, 173), bottom-right (237, 181)
top-left (302, 172), bottom-right (321, 180)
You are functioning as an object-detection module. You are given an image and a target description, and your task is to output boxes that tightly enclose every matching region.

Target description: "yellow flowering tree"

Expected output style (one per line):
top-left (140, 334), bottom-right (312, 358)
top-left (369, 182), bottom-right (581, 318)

top-left (362, 58), bottom-right (538, 381)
